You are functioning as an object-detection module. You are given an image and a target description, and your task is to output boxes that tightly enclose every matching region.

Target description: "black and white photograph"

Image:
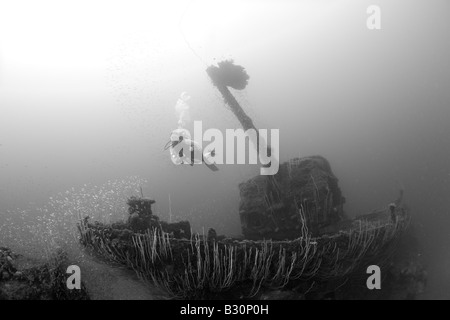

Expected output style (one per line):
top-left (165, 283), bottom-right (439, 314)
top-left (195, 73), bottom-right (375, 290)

top-left (0, 0), bottom-right (449, 306)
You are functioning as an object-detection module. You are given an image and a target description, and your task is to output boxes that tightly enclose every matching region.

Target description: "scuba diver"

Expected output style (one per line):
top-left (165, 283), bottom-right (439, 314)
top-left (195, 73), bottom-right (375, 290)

top-left (167, 92), bottom-right (218, 171)
top-left (164, 128), bottom-right (218, 172)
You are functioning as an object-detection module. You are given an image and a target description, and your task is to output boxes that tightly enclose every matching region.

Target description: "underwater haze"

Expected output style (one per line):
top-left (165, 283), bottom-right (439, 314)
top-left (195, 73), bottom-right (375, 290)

top-left (0, 0), bottom-right (449, 299)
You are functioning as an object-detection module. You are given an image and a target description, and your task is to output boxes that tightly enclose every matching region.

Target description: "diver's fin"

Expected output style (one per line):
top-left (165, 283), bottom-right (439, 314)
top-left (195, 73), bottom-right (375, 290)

top-left (205, 162), bottom-right (219, 171)
top-left (202, 153), bottom-right (218, 172)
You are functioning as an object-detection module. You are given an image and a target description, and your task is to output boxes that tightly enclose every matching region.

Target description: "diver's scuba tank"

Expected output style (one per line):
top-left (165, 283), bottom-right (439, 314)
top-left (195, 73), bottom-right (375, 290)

top-left (165, 128), bottom-right (218, 171)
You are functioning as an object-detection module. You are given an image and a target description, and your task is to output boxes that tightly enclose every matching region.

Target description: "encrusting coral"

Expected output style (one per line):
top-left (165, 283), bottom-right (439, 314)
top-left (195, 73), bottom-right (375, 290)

top-left (0, 247), bottom-right (89, 300)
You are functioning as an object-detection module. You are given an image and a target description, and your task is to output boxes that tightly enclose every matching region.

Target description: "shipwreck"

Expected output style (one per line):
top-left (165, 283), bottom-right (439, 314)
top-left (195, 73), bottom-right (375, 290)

top-left (78, 61), bottom-right (412, 299)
